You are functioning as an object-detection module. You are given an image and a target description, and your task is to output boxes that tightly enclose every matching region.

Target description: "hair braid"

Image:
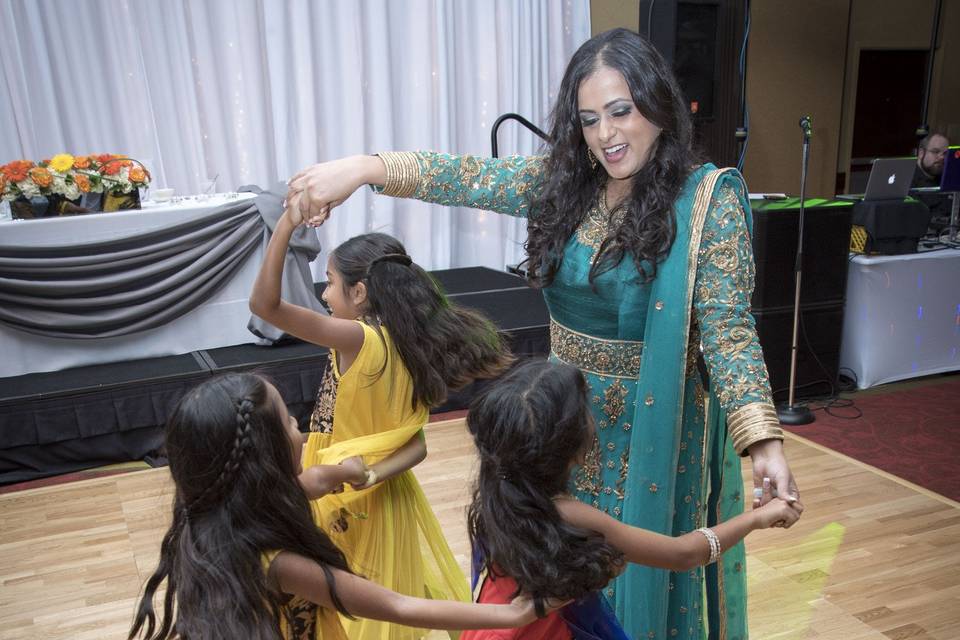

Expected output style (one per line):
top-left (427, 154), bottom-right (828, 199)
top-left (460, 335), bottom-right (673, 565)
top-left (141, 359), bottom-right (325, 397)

top-left (184, 397), bottom-right (256, 516)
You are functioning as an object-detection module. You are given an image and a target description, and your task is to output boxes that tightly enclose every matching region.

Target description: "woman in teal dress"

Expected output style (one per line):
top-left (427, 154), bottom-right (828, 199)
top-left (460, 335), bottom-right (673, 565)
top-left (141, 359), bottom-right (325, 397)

top-left (286, 28), bottom-right (801, 640)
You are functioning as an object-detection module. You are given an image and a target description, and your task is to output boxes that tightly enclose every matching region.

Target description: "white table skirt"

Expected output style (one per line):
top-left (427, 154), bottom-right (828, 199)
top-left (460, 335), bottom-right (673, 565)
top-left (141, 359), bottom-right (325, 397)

top-left (0, 193), bottom-right (265, 378)
top-left (839, 249), bottom-right (960, 389)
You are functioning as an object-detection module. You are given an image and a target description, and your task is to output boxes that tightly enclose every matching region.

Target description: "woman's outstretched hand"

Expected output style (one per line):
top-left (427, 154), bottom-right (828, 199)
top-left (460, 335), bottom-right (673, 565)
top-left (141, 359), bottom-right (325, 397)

top-left (285, 155), bottom-right (385, 227)
top-left (748, 438), bottom-right (800, 512)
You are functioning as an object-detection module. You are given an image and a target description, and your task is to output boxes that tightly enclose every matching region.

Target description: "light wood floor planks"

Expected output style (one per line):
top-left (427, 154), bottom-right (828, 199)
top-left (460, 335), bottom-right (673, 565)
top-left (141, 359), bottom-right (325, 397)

top-left (1, 422), bottom-right (957, 639)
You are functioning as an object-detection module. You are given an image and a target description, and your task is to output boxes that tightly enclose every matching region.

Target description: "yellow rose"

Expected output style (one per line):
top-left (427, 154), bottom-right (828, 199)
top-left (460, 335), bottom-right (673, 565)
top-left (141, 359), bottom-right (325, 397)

top-left (49, 153), bottom-right (75, 173)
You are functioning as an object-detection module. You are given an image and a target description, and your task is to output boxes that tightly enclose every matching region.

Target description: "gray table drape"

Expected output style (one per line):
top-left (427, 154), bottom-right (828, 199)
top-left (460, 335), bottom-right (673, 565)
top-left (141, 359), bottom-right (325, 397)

top-left (0, 185), bottom-right (323, 340)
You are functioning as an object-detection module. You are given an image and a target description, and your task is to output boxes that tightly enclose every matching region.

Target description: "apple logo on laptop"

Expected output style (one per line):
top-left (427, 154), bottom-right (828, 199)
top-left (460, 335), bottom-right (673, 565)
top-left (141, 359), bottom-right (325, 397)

top-left (887, 173), bottom-right (896, 184)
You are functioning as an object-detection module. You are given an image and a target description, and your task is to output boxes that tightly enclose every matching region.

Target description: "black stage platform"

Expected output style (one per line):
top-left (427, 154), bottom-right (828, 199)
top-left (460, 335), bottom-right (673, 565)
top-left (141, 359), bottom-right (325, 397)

top-left (3, 228), bottom-right (848, 484)
top-left (0, 267), bottom-right (548, 484)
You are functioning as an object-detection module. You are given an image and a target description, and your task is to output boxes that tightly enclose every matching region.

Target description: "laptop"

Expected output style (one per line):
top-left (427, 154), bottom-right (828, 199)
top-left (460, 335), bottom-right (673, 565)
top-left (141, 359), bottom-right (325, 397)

top-left (839, 157), bottom-right (917, 201)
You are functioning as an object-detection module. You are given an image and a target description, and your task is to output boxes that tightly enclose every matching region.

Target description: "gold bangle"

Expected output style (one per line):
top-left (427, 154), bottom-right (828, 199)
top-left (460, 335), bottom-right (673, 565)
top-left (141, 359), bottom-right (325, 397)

top-left (728, 402), bottom-right (783, 455)
top-left (376, 151), bottom-right (421, 198)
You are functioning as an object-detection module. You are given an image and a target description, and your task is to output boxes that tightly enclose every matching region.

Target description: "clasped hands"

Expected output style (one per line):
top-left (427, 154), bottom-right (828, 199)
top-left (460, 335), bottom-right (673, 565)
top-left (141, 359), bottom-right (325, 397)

top-left (283, 156), bottom-right (373, 228)
top-left (299, 455), bottom-right (378, 500)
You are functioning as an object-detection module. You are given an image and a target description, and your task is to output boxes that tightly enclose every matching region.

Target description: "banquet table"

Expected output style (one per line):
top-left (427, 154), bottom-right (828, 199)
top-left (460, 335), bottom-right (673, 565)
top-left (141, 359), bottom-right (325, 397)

top-left (838, 248), bottom-right (960, 389)
top-left (0, 191), bottom-right (320, 379)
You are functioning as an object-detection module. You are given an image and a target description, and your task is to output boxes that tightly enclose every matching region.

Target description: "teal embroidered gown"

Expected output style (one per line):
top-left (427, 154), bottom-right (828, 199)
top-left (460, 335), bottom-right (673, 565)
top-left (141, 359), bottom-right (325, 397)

top-left (376, 152), bottom-right (783, 640)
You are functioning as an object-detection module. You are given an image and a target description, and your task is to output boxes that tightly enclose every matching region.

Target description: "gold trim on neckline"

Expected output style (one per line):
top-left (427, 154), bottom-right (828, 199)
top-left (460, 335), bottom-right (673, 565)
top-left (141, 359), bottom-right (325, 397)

top-left (550, 319), bottom-right (643, 379)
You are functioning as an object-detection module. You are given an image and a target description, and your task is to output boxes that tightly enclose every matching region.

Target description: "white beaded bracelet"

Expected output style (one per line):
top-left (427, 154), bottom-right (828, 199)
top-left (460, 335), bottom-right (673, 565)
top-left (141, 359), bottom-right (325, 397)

top-left (360, 467), bottom-right (379, 489)
top-left (696, 527), bottom-right (721, 564)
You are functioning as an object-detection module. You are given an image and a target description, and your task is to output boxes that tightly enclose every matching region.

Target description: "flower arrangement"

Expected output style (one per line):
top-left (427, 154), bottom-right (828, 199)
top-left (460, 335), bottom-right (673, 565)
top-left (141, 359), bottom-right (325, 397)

top-left (0, 153), bottom-right (150, 203)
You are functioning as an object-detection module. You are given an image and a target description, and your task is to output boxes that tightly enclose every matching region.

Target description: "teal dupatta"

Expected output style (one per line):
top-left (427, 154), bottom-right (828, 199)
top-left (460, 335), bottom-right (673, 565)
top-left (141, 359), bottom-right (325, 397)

top-left (620, 165), bottom-right (753, 638)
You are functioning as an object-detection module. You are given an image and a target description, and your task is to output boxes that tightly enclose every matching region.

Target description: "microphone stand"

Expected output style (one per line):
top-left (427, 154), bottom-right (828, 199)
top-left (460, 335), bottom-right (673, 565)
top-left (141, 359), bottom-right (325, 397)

top-left (777, 117), bottom-right (816, 425)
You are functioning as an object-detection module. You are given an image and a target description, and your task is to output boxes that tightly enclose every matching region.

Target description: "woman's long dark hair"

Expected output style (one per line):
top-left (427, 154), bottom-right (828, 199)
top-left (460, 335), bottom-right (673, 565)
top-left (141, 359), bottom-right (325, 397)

top-left (526, 27), bottom-right (699, 287)
top-left (466, 360), bottom-right (623, 616)
top-left (129, 374), bottom-right (353, 640)
top-left (331, 232), bottom-right (513, 409)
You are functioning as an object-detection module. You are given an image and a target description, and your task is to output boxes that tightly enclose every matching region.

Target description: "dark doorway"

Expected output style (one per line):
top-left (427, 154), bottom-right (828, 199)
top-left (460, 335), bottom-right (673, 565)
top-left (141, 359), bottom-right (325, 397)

top-left (845, 49), bottom-right (927, 193)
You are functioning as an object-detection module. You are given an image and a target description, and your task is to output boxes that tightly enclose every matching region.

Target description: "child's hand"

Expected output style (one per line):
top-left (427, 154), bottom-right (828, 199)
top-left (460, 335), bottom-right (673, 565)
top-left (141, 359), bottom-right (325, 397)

top-left (508, 594), bottom-right (572, 624)
top-left (339, 456), bottom-right (370, 488)
top-left (755, 496), bottom-right (803, 529)
top-left (282, 195), bottom-right (305, 227)
top-left (507, 595), bottom-right (540, 625)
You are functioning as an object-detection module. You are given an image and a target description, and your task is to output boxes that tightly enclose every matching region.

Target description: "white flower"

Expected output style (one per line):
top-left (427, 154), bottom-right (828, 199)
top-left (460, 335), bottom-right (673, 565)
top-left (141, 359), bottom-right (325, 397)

top-left (52, 175), bottom-right (69, 194)
top-left (62, 181), bottom-right (81, 200)
top-left (18, 181), bottom-right (40, 198)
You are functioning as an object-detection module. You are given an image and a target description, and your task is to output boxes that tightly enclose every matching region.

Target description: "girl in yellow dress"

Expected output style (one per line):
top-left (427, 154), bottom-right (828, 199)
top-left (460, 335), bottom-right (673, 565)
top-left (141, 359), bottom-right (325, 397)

top-left (250, 206), bottom-right (513, 639)
top-left (129, 373), bottom-right (540, 640)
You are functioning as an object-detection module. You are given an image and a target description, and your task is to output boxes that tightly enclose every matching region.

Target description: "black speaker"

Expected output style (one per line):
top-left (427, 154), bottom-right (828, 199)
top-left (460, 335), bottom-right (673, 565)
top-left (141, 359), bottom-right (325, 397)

top-left (751, 199), bottom-right (854, 310)
top-left (639, 0), bottom-right (746, 167)
top-left (753, 303), bottom-right (843, 401)
top-left (750, 199), bottom-right (853, 399)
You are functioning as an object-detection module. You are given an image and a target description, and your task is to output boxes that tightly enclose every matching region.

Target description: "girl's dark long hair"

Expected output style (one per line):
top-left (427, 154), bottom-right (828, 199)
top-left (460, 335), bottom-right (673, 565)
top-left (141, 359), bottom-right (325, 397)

top-left (331, 232), bottom-right (513, 409)
top-left (466, 360), bottom-right (623, 616)
top-left (129, 373), bottom-right (353, 640)
top-left (526, 27), bottom-right (700, 287)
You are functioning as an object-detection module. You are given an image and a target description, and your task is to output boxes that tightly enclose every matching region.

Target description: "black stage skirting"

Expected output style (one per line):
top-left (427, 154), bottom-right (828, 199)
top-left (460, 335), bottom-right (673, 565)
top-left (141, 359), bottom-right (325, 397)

top-left (0, 267), bottom-right (547, 484)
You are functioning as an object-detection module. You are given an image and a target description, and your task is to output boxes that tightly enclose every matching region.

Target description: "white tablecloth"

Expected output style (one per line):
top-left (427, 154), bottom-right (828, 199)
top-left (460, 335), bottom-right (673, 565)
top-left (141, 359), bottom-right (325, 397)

top-left (0, 194), bottom-right (264, 378)
top-left (839, 249), bottom-right (960, 389)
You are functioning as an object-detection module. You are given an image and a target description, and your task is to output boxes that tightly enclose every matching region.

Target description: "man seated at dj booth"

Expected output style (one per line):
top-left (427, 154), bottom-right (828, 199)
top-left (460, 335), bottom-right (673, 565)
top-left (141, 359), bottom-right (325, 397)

top-left (911, 131), bottom-right (951, 230)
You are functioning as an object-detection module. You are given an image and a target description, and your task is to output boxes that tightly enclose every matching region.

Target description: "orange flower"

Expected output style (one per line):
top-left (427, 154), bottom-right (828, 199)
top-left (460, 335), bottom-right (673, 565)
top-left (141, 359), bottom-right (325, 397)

top-left (73, 155), bottom-right (92, 169)
top-left (129, 166), bottom-right (147, 183)
top-left (0, 174), bottom-right (6, 193)
top-left (96, 153), bottom-right (114, 164)
top-left (3, 160), bottom-right (34, 182)
top-left (29, 167), bottom-right (53, 188)
top-left (102, 161), bottom-right (122, 176)
top-left (74, 173), bottom-right (91, 193)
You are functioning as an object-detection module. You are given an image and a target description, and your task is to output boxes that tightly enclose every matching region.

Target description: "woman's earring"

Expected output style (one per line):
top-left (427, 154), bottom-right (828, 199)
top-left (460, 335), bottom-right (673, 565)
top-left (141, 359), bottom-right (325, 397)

top-left (587, 149), bottom-right (598, 170)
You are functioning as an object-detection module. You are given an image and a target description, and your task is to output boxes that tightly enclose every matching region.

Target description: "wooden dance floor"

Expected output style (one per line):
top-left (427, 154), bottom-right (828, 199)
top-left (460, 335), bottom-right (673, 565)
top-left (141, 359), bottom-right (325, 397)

top-left (0, 420), bottom-right (957, 639)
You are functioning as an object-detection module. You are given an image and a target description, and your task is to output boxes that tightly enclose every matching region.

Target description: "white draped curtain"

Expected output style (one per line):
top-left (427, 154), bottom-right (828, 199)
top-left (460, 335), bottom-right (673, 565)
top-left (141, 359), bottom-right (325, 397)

top-left (0, 0), bottom-right (590, 275)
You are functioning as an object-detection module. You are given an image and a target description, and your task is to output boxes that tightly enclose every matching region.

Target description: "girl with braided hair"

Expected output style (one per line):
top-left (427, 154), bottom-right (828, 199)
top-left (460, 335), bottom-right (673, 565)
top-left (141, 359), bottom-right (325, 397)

top-left (129, 373), bottom-right (542, 640)
top-left (461, 360), bottom-right (801, 639)
top-left (250, 211), bottom-right (513, 639)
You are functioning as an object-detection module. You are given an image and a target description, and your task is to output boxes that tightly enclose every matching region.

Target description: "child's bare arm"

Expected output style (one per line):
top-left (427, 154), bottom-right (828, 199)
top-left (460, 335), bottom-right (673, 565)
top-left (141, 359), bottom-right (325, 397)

top-left (351, 430), bottom-right (427, 489)
top-left (273, 551), bottom-right (539, 630)
top-left (298, 464), bottom-right (356, 500)
top-left (555, 495), bottom-right (802, 572)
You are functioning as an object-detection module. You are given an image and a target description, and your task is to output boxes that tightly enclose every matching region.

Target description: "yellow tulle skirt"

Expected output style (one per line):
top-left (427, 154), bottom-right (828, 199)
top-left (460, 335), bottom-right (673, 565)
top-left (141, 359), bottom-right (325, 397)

top-left (303, 426), bottom-right (470, 640)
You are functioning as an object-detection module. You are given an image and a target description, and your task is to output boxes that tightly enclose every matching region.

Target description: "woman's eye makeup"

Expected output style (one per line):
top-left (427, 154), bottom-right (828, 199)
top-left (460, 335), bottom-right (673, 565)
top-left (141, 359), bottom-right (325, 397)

top-left (579, 105), bottom-right (632, 126)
